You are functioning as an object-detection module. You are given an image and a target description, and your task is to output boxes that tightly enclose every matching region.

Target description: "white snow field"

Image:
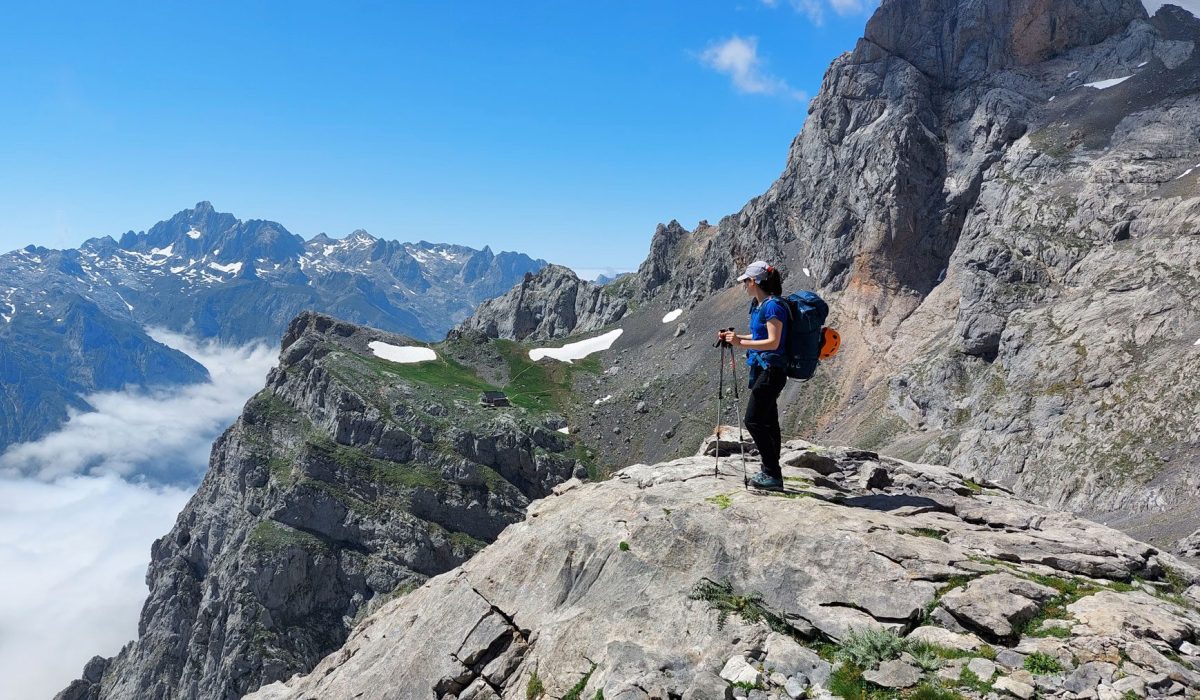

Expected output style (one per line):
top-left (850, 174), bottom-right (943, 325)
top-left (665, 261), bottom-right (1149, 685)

top-left (1084, 76), bottom-right (1132, 90)
top-left (529, 329), bottom-right (623, 363)
top-left (368, 341), bottom-right (437, 363)
top-left (662, 309), bottom-right (683, 323)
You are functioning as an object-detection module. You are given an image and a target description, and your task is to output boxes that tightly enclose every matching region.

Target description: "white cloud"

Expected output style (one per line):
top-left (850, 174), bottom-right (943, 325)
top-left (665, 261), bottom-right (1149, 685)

top-left (0, 473), bottom-right (192, 700)
top-left (699, 36), bottom-right (807, 101)
top-left (762, 0), bottom-right (879, 24)
top-left (0, 329), bottom-right (277, 483)
top-left (0, 329), bottom-right (278, 699)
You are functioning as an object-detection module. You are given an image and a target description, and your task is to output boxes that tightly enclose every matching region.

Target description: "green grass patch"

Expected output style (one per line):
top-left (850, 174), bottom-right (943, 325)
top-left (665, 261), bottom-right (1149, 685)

top-left (902, 528), bottom-right (947, 541)
top-left (962, 479), bottom-right (983, 494)
top-left (562, 664), bottom-right (597, 700)
top-left (307, 435), bottom-right (444, 491)
top-left (1024, 651), bottom-right (1063, 675)
top-left (911, 683), bottom-right (967, 700)
top-left (828, 663), bottom-right (871, 700)
top-left (956, 667), bottom-right (993, 695)
top-left (706, 493), bottom-right (734, 509)
top-left (495, 339), bottom-right (601, 413)
top-left (247, 520), bottom-right (330, 553)
top-left (266, 455), bottom-right (296, 486)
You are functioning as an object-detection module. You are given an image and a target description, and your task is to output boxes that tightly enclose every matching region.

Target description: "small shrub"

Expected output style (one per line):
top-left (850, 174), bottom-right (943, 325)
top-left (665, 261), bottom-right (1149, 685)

top-left (618, 541), bottom-right (630, 552)
top-left (562, 664), bottom-right (597, 700)
top-left (1024, 651), bottom-right (1063, 675)
top-left (1163, 564), bottom-right (1190, 595)
top-left (907, 643), bottom-right (945, 672)
top-left (688, 578), bottom-right (795, 636)
top-left (592, 691), bottom-right (605, 700)
top-left (837, 627), bottom-right (906, 668)
top-left (526, 670), bottom-right (545, 699)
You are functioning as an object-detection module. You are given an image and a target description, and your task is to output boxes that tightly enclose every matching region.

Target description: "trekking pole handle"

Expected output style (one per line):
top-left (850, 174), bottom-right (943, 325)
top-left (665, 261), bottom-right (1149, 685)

top-left (713, 327), bottom-right (736, 348)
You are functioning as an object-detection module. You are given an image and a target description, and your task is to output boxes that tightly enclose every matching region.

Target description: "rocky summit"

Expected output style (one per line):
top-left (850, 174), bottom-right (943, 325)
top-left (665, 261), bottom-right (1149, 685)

top-left (246, 435), bottom-right (1200, 700)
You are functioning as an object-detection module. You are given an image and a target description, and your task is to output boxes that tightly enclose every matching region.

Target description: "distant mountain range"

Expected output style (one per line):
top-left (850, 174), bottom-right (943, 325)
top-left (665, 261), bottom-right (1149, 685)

top-left (0, 202), bottom-right (546, 452)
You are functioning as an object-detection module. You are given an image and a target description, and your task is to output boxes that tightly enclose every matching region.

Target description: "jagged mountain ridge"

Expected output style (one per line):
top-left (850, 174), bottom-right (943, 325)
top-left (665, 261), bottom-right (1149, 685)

top-left (461, 1), bottom-right (1200, 547)
top-left (0, 202), bottom-right (546, 451)
top-left (54, 313), bottom-right (595, 700)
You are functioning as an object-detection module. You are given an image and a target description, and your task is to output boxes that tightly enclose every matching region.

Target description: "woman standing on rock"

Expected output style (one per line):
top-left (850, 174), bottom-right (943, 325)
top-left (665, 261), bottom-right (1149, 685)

top-left (718, 261), bottom-right (788, 490)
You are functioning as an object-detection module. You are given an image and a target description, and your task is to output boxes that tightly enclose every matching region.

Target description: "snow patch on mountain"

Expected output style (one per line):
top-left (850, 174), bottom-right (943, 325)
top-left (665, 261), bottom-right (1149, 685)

top-left (1084, 75), bottom-right (1132, 89)
top-left (208, 261), bottom-right (243, 275)
top-left (367, 341), bottom-right (436, 364)
top-left (530, 329), bottom-right (623, 363)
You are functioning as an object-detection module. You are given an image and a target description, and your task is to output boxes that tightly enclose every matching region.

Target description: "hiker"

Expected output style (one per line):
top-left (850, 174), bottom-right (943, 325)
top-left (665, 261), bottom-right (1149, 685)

top-left (718, 261), bottom-right (788, 490)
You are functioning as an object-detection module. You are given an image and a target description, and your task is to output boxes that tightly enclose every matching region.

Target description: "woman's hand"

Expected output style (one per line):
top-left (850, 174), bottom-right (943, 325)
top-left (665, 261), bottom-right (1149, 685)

top-left (718, 330), bottom-right (741, 346)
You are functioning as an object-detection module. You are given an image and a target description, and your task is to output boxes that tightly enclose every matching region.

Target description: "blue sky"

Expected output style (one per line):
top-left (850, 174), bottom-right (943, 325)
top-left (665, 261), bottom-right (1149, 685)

top-left (0, 1), bottom-right (873, 276)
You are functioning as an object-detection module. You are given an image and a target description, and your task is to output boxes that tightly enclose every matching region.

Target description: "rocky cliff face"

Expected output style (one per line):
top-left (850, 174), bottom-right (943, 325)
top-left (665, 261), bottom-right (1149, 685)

top-left (246, 437), bottom-right (1200, 700)
top-left (457, 264), bottom-right (629, 341)
top-left (55, 312), bottom-right (588, 700)
top-left (460, 1), bottom-right (1200, 546)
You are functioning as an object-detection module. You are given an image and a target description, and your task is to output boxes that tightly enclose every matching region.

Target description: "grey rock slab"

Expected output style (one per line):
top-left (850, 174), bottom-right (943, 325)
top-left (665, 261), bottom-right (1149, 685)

top-left (906, 626), bottom-right (984, 651)
top-left (784, 675), bottom-right (809, 699)
top-left (863, 660), bottom-right (921, 689)
top-left (994, 676), bottom-right (1037, 699)
top-left (996, 649), bottom-right (1028, 671)
top-left (1111, 675), bottom-right (1147, 697)
top-left (721, 656), bottom-right (763, 686)
top-left (968, 658), bottom-right (997, 682)
top-left (764, 633), bottom-right (826, 681)
top-left (939, 572), bottom-right (1058, 639)
top-left (1064, 662), bottom-right (1117, 694)
top-left (1066, 591), bottom-right (1194, 647)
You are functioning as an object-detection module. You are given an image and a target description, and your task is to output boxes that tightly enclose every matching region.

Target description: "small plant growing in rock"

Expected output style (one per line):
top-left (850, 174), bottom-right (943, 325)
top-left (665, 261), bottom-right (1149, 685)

top-left (910, 683), bottom-right (967, 700)
top-left (706, 493), bottom-right (733, 509)
top-left (836, 627), bottom-right (906, 668)
top-left (828, 663), bottom-right (869, 700)
top-left (618, 541), bottom-right (630, 551)
top-left (687, 578), bottom-right (794, 635)
top-left (562, 664), bottom-right (597, 700)
top-left (1024, 651), bottom-right (1063, 674)
top-left (526, 670), bottom-right (545, 699)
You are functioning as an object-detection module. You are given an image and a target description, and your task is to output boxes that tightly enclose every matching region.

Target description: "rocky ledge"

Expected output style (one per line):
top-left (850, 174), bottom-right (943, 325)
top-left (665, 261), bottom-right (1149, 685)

top-left (249, 434), bottom-right (1200, 700)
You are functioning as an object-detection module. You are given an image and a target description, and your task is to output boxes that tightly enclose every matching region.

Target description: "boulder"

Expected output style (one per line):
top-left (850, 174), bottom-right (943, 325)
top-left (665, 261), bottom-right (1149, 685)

top-left (938, 573), bottom-right (1057, 639)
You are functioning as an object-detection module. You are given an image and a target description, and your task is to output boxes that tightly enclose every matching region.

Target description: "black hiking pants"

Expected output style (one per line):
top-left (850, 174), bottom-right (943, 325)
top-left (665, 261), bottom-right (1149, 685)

top-left (745, 365), bottom-right (787, 480)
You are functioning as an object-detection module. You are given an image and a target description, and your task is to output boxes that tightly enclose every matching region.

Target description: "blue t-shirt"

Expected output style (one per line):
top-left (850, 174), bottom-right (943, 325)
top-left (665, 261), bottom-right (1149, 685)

top-left (747, 297), bottom-right (787, 368)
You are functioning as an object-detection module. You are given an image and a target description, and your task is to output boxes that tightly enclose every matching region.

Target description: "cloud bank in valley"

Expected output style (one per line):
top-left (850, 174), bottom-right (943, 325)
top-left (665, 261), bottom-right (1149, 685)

top-left (0, 474), bottom-right (192, 700)
top-left (0, 328), bottom-right (277, 484)
top-left (0, 330), bottom-right (277, 699)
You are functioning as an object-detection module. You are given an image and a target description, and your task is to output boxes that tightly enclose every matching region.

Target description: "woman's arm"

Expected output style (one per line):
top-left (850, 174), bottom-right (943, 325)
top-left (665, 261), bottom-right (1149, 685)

top-left (731, 319), bottom-right (782, 351)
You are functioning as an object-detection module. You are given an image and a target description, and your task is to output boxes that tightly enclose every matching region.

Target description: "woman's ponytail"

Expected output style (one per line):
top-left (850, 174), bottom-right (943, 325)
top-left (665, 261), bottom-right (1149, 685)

top-left (762, 265), bottom-right (783, 297)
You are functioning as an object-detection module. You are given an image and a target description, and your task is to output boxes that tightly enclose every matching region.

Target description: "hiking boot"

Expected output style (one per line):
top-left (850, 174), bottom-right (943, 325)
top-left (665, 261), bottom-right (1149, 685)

top-left (749, 472), bottom-right (783, 490)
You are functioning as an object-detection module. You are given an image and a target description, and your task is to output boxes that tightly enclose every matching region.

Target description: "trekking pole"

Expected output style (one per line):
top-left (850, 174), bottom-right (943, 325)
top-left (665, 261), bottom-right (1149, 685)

top-left (727, 348), bottom-right (749, 489)
top-left (712, 329), bottom-right (734, 478)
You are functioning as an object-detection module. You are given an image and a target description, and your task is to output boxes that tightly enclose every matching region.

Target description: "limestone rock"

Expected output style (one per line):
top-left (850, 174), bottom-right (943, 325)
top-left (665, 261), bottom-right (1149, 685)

top-left (994, 675), bottom-right (1036, 699)
top-left (938, 573), bottom-right (1057, 640)
top-left (863, 660), bottom-right (921, 689)
top-left (906, 626), bottom-right (983, 651)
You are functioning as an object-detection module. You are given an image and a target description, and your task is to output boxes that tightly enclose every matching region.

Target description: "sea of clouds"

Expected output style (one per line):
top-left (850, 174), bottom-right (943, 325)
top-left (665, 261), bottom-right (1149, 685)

top-left (0, 330), bottom-right (277, 700)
